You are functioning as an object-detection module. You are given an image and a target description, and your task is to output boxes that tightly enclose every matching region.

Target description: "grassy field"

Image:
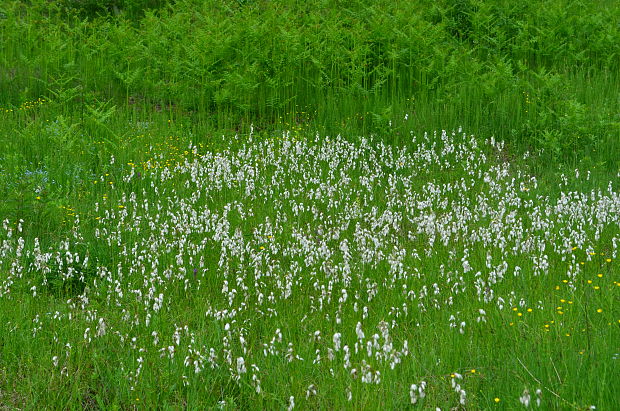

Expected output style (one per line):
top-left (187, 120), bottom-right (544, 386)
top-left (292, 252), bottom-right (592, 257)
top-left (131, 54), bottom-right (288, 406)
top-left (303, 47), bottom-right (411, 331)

top-left (1, 0), bottom-right (619, 409)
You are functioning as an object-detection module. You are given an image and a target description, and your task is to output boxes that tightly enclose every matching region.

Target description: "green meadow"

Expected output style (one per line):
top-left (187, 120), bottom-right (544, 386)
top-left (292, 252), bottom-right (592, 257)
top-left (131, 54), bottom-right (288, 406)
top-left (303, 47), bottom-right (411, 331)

top-left (0, 0), bottom-right (619, 408)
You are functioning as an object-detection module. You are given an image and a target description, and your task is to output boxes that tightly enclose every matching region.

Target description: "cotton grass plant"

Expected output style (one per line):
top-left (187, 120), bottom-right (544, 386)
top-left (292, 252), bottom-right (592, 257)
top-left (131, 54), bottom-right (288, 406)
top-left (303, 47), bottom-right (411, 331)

top-left (1, 127), bottom-right (618, 408)
top-left (1, 0), bottom-right (619, 408)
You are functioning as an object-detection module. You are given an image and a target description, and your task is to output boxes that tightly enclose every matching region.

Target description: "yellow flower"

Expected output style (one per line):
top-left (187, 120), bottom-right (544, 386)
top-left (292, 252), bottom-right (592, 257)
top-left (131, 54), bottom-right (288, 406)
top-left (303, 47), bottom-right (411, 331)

top-left (597, 309), bottom-right (603, 313)
top-left (494, 398), bottom-right (500, 403)
top-left (606, 258), bottom-right (612, 263)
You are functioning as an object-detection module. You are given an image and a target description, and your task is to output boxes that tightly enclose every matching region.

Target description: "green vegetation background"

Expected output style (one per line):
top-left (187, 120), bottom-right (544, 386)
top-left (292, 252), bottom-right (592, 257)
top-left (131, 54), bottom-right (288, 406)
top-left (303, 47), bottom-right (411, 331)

top-left (0, 2), bottom-right (619, 409)
top-left (0, 0), bottom-right (619, 235)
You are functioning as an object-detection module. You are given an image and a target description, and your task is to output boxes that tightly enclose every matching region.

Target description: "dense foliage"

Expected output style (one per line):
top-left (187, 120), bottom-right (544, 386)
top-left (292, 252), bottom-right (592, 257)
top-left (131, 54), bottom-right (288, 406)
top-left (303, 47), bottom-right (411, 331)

top-left (0, 1), bottom-right (619, 409)
top-left (1, 0), bottom-right (618, 164)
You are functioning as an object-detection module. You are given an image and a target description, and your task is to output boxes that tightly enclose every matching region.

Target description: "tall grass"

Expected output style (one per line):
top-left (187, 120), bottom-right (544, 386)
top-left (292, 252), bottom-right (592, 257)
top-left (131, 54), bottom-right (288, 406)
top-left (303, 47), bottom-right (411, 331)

top-left (1, 129), bottom-right (619, 409)
top-left (0, 2), bottom-right (619, 407)
top-left (0, 0), bottom-right (617, 251)
top-left (1, 0), bottom-right (618, 163)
